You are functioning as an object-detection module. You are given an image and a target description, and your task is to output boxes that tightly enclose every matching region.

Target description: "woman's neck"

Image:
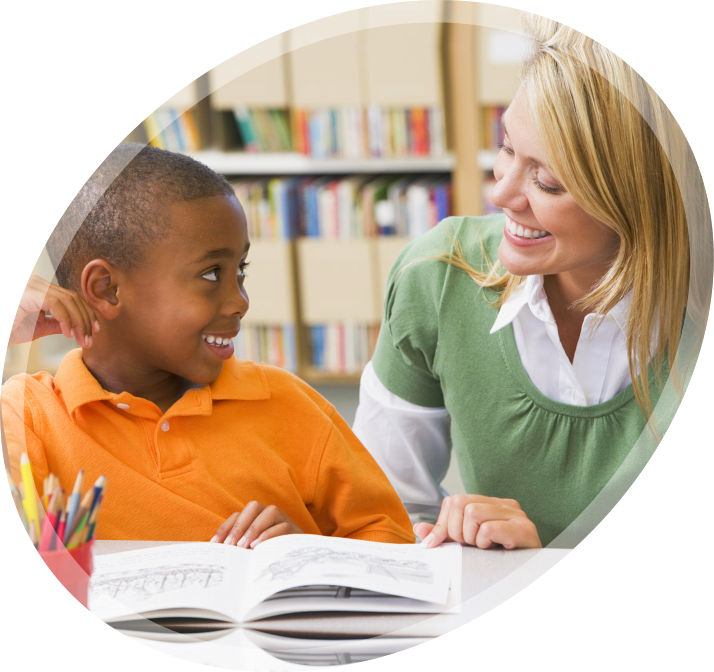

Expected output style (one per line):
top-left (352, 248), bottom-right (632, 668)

top-left (543, 272), bottom-right (600, 364)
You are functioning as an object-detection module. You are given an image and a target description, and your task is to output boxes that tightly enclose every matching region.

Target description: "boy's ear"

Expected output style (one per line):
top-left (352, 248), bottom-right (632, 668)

top-left (81, 260), bottom-right (122, 319)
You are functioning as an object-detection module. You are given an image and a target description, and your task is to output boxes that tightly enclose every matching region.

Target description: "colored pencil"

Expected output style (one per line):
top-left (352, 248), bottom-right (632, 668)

top-left (29, 521), bottom-right (38, 548)
top-left (63, 470), bottom-right (84, 545)
top-left (39, 488), bottom-right (64, 552)
top-left (54, 511), bottom-right (67, 552)
top-left (14, 457), bottom-right (107, 552)
top-left (86, 492), bottom-right (104, 541)
top-left (82, 503), bottom-right (102, 545)
top-left (20, 453), bottom-right (41, 540)
top-left (5, 467), bottom-right (29, 532)
top-left (87, 474), bottom-right (106, 521)
top-left (64, 489), bottom-right (94, 547)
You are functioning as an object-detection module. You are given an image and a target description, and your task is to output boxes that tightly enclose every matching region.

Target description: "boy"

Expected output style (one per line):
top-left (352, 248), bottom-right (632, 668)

top-left (2, 143), bottom-right (414, 547)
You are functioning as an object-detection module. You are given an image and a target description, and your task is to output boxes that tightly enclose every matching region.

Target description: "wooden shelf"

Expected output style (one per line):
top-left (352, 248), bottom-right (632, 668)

top-left (185, 150), bottom-right (455, 175)
top-left (299, 369), bottom-right (362, 385)
top-left (478, 149), bottom-right (498, 171)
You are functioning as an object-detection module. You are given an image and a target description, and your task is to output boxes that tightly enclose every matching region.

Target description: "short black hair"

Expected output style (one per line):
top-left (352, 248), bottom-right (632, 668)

top-left (47, 143), bottom-right (235, 291)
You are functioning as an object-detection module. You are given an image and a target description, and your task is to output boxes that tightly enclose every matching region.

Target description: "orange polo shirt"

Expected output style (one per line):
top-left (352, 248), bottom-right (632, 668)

top-left (2, 350), bottom-right (413, 544)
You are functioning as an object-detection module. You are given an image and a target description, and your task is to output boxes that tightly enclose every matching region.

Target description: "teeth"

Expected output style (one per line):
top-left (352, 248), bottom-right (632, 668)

top-left (202, 334), bottom-right (233, 347)
top-left (506, 216), bottom-right (548, 240)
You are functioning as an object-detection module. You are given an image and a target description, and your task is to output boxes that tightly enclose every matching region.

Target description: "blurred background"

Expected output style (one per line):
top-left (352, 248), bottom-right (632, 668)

top-left (3, 1), bottom-right (527, 495)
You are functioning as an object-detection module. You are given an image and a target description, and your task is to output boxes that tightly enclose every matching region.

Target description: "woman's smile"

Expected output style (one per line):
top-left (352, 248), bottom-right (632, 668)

top-left (503, 214), bottom-right (553, 247)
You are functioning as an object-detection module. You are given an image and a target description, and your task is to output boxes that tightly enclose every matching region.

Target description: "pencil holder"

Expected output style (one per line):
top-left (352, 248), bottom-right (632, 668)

top-left (39, 540), bottom-right (94, 608)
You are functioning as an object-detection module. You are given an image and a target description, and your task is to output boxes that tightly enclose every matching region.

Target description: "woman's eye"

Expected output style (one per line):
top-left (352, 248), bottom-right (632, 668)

top-left (202, 268), bottom-right (219, 282)
top-left (533, 178), bottom-right (562, 195)
top-left (496, 141), bottom-right (514, 156)
top-left (239, 261), bottom-right (250, 279)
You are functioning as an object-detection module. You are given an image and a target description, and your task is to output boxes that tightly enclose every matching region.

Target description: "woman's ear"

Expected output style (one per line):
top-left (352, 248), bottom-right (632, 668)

top-left (81, 260), bottom-right (121, 320)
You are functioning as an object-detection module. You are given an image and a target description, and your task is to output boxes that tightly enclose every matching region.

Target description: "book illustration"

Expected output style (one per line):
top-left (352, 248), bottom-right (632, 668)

top-left (91, 563), bottom-right (226, 602)
top-left (257, 547), bottom-right (434, 584)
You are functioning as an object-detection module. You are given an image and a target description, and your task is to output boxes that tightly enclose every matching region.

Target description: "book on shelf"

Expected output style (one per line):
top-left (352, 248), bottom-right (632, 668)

top-left (144, 109), bottom-right (201, 152)
top-left (235, 325), bottom-right (297, 374)
top-left (307, 323), bottom-right (380, 376)
top-left (89, 535), bottom-right (462, 630)
top-left (233, 174), bottom-right (451, 242)
top-left (220, 105), bottom-right (446, 158)
top-left (141, 78), bottom-right (204, 152)
top-left (482, 176), bottom-right (502, 215)
top-left (483, 105), bottom-right (507, 151)
top-left (233, 107), bottom-right (292, 153)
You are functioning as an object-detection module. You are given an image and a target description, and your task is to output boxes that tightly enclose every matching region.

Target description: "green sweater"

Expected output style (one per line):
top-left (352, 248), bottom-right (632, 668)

top-left (372, 215), bottom-right (675, 547)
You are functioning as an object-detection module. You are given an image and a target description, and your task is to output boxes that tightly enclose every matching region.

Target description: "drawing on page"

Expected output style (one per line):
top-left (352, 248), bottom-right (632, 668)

top-left (91, 564), bottom-right (226, 601)
top-left (257, 547), bottom-right (433, 584)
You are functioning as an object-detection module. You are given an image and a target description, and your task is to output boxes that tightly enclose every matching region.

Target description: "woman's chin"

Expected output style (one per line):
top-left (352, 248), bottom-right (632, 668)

top-left (498, 247), bottom-right (542, 277)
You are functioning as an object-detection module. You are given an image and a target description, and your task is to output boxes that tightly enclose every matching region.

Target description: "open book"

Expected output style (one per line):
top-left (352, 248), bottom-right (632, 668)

top-left (89, 535), bottom-right (462, 628)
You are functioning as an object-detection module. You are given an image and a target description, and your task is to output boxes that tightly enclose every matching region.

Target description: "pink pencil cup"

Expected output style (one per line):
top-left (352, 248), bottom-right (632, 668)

top-left (39, 539), bottom-right (95, 608)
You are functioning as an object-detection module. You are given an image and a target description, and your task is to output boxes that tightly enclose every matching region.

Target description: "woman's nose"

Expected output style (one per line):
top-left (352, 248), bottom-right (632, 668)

top-left (490, 161), bottom-right (529, 212)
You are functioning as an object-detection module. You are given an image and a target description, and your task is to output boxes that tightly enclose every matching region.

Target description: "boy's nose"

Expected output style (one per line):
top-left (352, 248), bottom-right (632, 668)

top-left (222, 283), bottom-right (249, 318)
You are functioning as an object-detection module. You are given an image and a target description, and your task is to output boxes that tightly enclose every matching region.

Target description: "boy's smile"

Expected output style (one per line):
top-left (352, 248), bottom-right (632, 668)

top-left (82, 194), bottom-right (250, 411)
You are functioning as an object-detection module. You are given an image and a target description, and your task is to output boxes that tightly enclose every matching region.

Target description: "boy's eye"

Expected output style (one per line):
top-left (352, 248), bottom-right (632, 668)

top-left (202, 268), bottom-right (219, 282)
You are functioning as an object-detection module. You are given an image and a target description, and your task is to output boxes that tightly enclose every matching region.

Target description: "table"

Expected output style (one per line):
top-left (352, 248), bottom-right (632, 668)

top-left (93, 541), bottom-right (570, 669)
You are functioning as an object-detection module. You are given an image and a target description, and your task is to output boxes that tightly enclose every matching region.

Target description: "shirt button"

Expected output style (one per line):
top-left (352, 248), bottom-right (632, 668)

top-left (161, 421), bottom-right (170, 432)
top-left (116, 403), bottom-right (130, 410)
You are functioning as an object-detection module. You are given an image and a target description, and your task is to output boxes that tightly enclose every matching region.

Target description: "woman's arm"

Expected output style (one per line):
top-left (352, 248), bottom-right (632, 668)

top-left (352, 361), bottom-right (453, 527)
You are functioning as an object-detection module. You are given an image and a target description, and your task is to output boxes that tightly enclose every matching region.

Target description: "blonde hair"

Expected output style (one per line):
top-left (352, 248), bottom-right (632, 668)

top-left (441, 14), bottom-right (711, 430)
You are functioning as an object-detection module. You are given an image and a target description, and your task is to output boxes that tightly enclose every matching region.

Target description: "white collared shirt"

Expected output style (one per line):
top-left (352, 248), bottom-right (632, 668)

top-left (352, 275), bottom-right (634, 524)
top-left (490, 274), bottom-right (632, 405)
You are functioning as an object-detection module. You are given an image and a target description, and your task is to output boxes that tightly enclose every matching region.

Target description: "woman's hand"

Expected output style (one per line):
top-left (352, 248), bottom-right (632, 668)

top-left (210, 502), bottom-right (304, 548)
top-left (414, 495), bottom-right (541, 550)
top-left (10, 275), bottom-right (99, 347)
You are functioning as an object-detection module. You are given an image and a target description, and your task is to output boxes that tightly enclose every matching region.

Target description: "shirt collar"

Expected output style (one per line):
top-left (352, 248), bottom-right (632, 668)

top-left (55, 349), bottom-right (271, 418)
top-left (490, 275), bottom-right (551, 334)
top-left (489, 275), bottom-right (633, 336)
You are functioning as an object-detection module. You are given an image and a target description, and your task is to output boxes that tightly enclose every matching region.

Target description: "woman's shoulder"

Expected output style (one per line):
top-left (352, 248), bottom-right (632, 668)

top-left (394, 213), bottom-right (505, 272)
top-left (387, 214), bottom-right (505, 294)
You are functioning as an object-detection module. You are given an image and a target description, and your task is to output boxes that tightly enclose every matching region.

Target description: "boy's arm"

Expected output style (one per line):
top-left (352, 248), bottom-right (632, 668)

top-left (1, 380), bottom-right (50, 495)
top-left (307, 408), bottom-right (415, 544)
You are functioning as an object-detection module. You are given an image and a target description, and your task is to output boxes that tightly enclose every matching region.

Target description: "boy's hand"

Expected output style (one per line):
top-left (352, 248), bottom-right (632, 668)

top-left (211, 502), bottom-right (303, 548)
top-left (414, 495), bottom-right (541, 550)
top-left (10, 275), bottom-right (99, 347)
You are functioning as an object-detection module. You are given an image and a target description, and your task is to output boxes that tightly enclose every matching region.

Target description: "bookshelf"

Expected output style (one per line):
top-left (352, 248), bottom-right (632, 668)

top-left (185, 151), bottom-right (455, 175)
top-left (4, 1), bottom-right (525, 386)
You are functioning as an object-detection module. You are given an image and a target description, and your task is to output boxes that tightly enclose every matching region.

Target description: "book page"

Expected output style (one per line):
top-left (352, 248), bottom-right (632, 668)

top-left (241, 535), bottom-right (460, 619)
top-left (89, 537), bottom-right (462, 624)
top-left (89, 543), bottom-right (251, 623)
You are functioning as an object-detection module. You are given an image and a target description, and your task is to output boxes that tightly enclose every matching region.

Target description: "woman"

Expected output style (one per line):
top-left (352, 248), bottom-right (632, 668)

top-left (352, 15), bottom-right (710, 549)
